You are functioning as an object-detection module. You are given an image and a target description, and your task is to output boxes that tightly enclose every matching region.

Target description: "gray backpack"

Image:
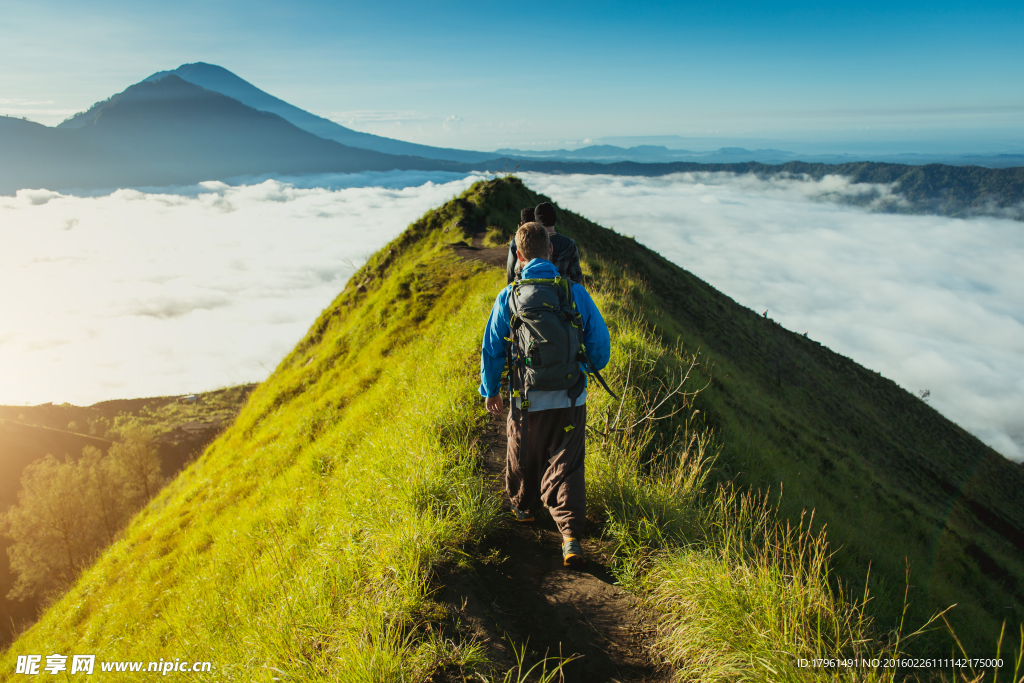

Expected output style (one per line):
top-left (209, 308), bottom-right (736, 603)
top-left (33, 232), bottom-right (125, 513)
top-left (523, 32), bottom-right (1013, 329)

top-left (508, 276), bottom-right (585, 402)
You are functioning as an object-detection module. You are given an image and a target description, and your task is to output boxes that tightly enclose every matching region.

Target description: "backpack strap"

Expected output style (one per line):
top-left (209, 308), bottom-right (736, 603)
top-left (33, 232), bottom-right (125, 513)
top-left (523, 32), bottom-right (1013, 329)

top-left (519, 386), bottom-right (529, 461)
top-left (577, 342), bottom-right (619, 401)
top-left (564, 371), bottom-right (585, 428)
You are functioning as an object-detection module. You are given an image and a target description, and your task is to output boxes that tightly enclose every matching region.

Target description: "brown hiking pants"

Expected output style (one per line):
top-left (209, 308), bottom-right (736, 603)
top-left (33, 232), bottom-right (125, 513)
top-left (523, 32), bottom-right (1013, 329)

top-left (506, 403), bottom-right (587, 539)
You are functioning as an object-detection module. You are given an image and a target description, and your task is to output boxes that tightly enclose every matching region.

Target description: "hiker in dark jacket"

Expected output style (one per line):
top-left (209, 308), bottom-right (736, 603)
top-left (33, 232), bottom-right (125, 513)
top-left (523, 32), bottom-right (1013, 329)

top-left (506, 202), bottom-right (584, 285)
top-left (482, 222), bottom-right (610, 568)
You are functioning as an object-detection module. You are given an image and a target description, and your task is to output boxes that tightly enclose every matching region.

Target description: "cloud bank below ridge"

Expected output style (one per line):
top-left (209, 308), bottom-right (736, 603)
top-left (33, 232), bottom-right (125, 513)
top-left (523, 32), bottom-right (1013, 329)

top-left (0, 172), bottom-right (482, 408)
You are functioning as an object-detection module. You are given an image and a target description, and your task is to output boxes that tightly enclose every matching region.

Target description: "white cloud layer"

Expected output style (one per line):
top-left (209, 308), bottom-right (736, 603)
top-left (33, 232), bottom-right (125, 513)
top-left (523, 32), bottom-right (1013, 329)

top-left (520, 172), bottom-right (1024, 461)
top-left (0, 171), bottom-right (481, 408)
top-left (3, 169), bottom-right (1021, 462)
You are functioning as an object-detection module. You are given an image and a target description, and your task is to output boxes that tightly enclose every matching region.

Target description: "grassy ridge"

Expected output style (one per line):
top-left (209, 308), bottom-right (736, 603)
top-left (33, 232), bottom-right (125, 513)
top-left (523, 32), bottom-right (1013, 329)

top-left (475, 176), bottom-right (1022, 653)
top-left (3, 177), bottom-right (1021, 680)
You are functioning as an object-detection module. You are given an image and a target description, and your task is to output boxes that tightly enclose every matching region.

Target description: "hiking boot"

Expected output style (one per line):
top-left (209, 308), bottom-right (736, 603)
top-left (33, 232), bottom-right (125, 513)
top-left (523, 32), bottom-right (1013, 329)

top-left (562, 538), bottom-right (586, 569)
top-left (512, 507), bottom-right (535, 523)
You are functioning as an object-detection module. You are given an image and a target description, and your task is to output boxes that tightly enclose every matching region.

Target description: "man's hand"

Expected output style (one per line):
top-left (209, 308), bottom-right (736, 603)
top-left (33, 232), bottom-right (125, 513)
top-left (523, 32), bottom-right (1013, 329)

top-left (485, 395), bottom-right (504, 415)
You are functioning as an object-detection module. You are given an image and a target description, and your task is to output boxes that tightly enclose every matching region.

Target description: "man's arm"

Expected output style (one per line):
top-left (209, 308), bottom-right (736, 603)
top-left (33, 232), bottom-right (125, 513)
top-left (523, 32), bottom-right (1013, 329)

top-left (479, 289), bottom-right (511, 398)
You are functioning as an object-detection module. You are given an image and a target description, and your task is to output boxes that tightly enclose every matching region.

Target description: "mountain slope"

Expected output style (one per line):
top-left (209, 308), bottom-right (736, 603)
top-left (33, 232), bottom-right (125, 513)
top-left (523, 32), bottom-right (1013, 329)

top-left (1, 178), bottom-right (1021, 679)
top-left (0, 76), bottom-right (465, 194)
top-left (130, 62), bottom-right (494, 163)
top-left (456, 179), bottom-right (1024, 651)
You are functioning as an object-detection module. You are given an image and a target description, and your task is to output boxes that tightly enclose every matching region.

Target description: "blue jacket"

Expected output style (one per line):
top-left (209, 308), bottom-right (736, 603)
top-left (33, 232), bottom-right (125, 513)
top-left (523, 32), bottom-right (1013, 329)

top-left (479, 259), bottom-right (610, 399)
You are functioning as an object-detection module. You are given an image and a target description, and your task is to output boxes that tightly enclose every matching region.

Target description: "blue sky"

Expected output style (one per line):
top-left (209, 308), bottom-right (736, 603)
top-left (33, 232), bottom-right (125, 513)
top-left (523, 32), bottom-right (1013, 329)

top-left (2, 0), bottom-right (1022, 151)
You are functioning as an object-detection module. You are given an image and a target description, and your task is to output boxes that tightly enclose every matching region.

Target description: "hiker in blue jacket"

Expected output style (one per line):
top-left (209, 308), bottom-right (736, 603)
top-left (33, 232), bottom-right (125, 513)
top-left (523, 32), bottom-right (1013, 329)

top-left (480, 222), bottom-right (610, 568)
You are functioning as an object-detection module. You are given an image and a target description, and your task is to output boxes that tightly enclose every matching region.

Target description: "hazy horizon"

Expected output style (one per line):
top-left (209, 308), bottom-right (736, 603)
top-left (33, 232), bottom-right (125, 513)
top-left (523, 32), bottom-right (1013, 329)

top-left (3, 97), bottom-right (1021, 159)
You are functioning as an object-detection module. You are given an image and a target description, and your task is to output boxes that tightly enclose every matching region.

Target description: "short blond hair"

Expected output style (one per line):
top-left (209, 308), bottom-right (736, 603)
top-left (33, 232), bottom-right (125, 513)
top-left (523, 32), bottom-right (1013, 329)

top-left (515, 222), bottom-right (550, 261)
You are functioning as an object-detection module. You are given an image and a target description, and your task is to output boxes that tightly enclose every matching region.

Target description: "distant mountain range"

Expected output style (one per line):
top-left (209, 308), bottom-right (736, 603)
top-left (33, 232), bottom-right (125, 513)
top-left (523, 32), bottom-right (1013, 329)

top-left (1, 63), bottom-right (1022, 219)
top-left (497, 144), bottom-right (799, 162)
top-left (497, 143), bottom-right (1024, 169)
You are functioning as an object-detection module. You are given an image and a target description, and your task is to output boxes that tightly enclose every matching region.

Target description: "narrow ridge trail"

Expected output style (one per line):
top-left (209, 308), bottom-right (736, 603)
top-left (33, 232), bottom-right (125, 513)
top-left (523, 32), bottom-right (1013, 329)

top-left (436, 237), bottom-right (669, 682)
top-left (447, 232), bottom-right (507, 267)
top-left (435, 414), bottom-right (668, 682)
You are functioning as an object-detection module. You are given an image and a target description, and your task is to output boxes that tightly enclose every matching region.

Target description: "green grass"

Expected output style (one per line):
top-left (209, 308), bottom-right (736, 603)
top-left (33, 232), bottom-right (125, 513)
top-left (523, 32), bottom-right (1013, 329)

top-left (3, 176), bottom-right (1022, 681)
top-left (123, 385), bottom-right (256, 433)
top-left (579, 273), bottom-right (1023, 680)
top-left (578, 295), bottom-right (926, 681)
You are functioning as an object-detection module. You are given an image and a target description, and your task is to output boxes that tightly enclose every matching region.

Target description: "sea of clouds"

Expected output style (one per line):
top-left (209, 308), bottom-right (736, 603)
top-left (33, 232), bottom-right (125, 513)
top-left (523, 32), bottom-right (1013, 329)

top-left (0, 171), bottom-right (481, 407)
top-left (1, 170), bottom-right (1021, 461)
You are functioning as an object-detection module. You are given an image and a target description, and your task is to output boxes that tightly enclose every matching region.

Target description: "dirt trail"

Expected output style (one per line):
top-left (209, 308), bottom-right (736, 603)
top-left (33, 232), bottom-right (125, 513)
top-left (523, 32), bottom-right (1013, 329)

top-left (435, 414), bottom-right (668, 679)
top-left (447, 232), bottom-right (507, 268)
